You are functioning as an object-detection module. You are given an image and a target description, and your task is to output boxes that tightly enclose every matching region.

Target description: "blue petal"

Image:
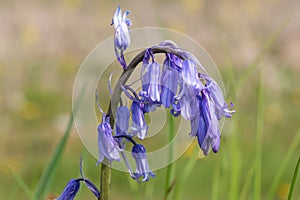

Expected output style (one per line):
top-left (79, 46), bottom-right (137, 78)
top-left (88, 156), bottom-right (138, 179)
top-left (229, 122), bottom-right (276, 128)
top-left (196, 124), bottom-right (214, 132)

top-left (83, 179), bottom-right (101, 199)
top-left (131, 144), bottom-right (155, 182)
top-left (141, 62), bottom-right (161, 103)
top-left (96, 115), bottom-right (120, 164)
top-left (57, 179), bottom-right (80, 200)
top-left (199, 89), bottom-right (221, 155)
top-left (131, 101), bottom-right (148, 139)
top-left (161, 55), bottom-right (180, 108)
top-left (116, 106), bottom-right (130, 136)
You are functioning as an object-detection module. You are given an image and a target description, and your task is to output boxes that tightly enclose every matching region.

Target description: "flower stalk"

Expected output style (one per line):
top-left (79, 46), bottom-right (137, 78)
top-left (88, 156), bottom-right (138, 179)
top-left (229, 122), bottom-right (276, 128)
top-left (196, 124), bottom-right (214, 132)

top-left (100, 160), bottom-right (111, 200)
top-left (100, 46), bottom-right (185, 200)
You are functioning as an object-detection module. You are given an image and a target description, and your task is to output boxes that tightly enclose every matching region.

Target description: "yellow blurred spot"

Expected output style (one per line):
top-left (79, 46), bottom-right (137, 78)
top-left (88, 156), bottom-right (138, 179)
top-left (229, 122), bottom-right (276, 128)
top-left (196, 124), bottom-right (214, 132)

top-left (265, 103), bottom-right (282, 123)
top-left (277, 182), bottom-right (290, 200)
top-left (245, 0), bottom-right (260, 15)
top-left (18, 101), bottom-right (41, 120)
top-left (183, 139), bottom-right (197, 157)
top-left (1, 157), bottom-right (21, 175)
top-left (167, 22), bottom-right (187, 33)
top-left (291, 87), bottom-right (300, 106)
top-left (63, 0), bottom-right (81, 10)
top-left (198, 149), bottom-right (206, 159)
top-left (46, 193), bottom-right (57, 200)
top-left (182, 0), bottom-right (203, 13)
top-left (21, 23), bottom-right (40, 45)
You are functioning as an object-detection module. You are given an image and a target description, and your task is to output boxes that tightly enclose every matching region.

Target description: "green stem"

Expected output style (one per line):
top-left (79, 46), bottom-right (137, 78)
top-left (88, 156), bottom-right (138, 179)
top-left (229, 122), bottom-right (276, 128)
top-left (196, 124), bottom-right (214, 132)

top-left (164, 113), bottom-right (176, 200)
top-left (100, 160), bottom-right (112, 200)
top-left (287, 156), bottom-right (300, 200)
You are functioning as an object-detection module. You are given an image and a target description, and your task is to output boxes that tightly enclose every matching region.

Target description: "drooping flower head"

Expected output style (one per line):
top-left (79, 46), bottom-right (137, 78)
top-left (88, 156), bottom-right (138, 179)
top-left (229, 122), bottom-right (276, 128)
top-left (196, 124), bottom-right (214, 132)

top-left (115, 106), bottom-right (130, 136)
top-left (96, 114), bottom-right (121, 164)
top-left (160, 53), bottom-right (181, 108)
top-left (140, 49), bottom-right (161, 103)
top-left (57, 179), bottom-right (80, 200)
top-left (203, 75), bottom-right (236, 120)
top-left (198, 89), bottom-right (221, 155)
top-left (131, 144), bottom-right (155, 182)
top-left (57, 159), bottom-right (101, 200)
top-left (121, 85), bottom-right (149, 140)
top-left (131, 101), bottom-right (148, 140)
top-left (177, 60), bottom-right (205, 120)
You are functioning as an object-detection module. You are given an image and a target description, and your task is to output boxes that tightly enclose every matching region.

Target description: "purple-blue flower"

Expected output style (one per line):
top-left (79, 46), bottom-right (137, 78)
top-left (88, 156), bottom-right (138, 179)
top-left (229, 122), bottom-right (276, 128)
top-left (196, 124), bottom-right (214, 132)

top-left (140, 49), bottom-right (161, 103)
top-left (115, 106), bottom-right (130, 136)
top-left (198, 89), bottom-right (221, 155)
top-left (112, 6), bottom-right (131, 51)
top-left (204, 76), bottom-right (236, 120)
top-left (131, 144), bottom-right (155, 181)
top-left (115, 106), bottom-right (130, 149)
top-left (176, 60), bottom-right (205, 120)
top-left (96, 114), bottom-right (121, 164)
top-left (130, 101), bottom-right (148, 140)
top-left (160, 53), bottom-right (181, 108)
top-left (181, 59), bottom-right (204, 91)
top-left (56, 179), bottom-right (80, 200)
top-left (112, 6), bottom-right (131, 69)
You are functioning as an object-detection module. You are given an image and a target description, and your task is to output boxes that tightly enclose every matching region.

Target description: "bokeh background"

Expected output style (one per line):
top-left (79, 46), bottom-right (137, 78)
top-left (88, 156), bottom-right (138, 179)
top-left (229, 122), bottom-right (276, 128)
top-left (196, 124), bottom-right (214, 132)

top-left (0, 0), bottom-right (299, 199)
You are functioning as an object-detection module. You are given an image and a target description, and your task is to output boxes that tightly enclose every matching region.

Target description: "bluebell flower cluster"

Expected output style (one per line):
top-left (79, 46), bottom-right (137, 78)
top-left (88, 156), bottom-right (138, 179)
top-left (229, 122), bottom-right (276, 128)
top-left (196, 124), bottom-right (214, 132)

top-left (55, 5), bottom-right (235, 200)
top-left (95, 6), bottom-right (235, 183)
top-left (115, 44), bottom-right (235, 156)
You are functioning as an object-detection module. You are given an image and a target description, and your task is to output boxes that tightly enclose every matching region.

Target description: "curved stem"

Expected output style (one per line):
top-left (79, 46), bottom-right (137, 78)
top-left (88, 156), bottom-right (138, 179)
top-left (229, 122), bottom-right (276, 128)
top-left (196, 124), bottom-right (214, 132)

top-left (100, 45), bottom-right (186, 200)
top-left (114, 134), bottom-right (137, 146)
top-left (108, 46), bottom-right (185, 124)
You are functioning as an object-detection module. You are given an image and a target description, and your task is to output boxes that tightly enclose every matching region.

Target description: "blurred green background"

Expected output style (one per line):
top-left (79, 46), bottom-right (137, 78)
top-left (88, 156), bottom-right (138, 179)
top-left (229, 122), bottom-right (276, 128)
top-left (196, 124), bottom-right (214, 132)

top-left (0, 0), bottom-right (299, 199)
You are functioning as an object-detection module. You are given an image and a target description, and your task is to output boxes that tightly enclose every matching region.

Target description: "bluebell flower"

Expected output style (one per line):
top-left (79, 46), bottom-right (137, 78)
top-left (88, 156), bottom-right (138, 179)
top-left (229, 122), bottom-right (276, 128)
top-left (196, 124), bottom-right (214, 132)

top-left (112, 6), bottom-right (131, 69)
top-left (176, 60), bottom-right (205, 120)
top-left (79, 157), bottom-right (101, 199)
top-left (140, 49), bottom-right (161, 103)
top-left (96, 114), bottom-right (121, 165)
top-left (120, 85), bottom-right (149, 139)
top-left (181, 59), bottom-right (204, 91)
top-left (56, 179), bottom-right (80, 200)
top-left (115, 106), bottom-right (130, 136)
top-left (131, 144), bottom-right (155, 181)
top-left (177, 83), bottom-right (201, 120)
top-left (131, 101), bottom-right (148, 140)
top-left (115, 106), bottom-right (130, 149)
top-left (112, 6), bottom-right (131, 51)
top-left (160, 53), bottom-right (181, 108)
top-left (198, 89), bottom-right (221, 155)
top-left (204, 76), bottom-right (236, 120)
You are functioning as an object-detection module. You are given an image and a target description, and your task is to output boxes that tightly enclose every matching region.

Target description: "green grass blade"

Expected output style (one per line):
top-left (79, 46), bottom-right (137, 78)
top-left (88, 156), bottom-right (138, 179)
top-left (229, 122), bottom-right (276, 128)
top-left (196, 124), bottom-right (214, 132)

top-left (34, 87), bottom-right (85, 198)
top-left (164, 113), bottom-right (176, 200)
top-left (254, 68), bottom-right (264, 200)
top-left (240, 164), bottom-right (255, 200)
top-left (173, 148), bottom-right (198, 200)
top-left (5, 163), bottom-right (37, 200)
top-left (34, 112), bottom-right (74, 198)
top-left (287, 156), bottom-right (300, 200)
top-left (266, 128), bottom-right (300, 200)
top-left (211, 165), bottom-right (220, 200)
